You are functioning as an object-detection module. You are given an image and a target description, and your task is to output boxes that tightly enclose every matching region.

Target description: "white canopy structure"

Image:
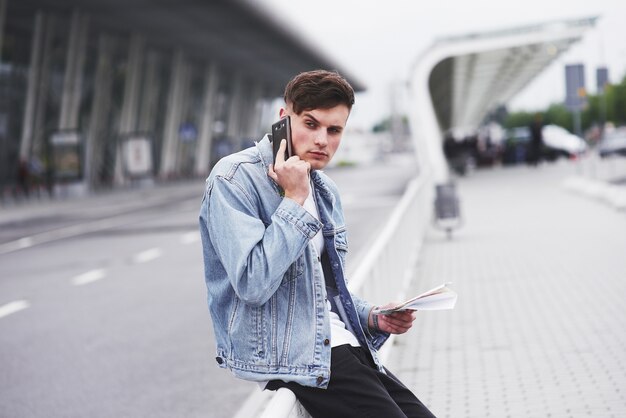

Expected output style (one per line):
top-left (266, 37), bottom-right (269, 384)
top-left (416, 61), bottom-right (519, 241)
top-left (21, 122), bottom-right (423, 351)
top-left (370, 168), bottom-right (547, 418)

top-left (408, 16), bottom-right (598, 184)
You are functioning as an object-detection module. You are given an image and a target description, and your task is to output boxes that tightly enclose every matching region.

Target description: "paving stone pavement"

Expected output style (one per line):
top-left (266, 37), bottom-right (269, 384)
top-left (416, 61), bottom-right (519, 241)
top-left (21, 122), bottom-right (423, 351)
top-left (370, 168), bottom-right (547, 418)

top-left (386, 160), bottom-right (626, 418)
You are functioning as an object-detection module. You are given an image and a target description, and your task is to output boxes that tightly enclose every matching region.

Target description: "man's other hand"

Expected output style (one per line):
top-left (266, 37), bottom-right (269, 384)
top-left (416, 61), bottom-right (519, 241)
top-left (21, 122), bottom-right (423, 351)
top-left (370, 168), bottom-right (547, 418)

top-left (369, 303), bottom-right (416, 335)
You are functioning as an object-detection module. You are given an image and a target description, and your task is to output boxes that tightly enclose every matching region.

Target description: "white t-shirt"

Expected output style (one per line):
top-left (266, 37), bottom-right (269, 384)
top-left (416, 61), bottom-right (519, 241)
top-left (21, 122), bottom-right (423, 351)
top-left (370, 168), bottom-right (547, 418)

top-left (258, 186), bottom-right (360, 389)
top-left (303, 187), bottom-right (360, 349)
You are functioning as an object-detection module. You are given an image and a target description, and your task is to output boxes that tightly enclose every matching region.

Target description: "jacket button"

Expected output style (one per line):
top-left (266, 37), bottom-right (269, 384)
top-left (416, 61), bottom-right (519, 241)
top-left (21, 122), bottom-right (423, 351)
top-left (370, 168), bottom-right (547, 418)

top-left (323, 338), bottom-right (330, 346)
top-left (316, 376), bottom-right (324, 385)
top-left (215, 357), bottom-right (224, 365)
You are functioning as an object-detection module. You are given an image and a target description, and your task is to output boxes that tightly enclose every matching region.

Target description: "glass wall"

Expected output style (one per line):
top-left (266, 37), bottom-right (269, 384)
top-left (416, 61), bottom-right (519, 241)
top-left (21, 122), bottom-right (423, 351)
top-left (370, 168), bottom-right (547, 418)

top-left (0, 10), bottom-right (32, 196)
top-left (0, 1), bottom-right (275, 201)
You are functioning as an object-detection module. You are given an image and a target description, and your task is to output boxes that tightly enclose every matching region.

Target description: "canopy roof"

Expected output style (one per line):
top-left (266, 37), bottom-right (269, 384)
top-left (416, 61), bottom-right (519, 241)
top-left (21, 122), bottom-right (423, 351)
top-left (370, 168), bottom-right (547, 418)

top-left (7, 0), bottom-right (365, 94)
top-left (408, 16), bottom-right (597, 183)
top-left (424, 17), bottom-right (598, 132)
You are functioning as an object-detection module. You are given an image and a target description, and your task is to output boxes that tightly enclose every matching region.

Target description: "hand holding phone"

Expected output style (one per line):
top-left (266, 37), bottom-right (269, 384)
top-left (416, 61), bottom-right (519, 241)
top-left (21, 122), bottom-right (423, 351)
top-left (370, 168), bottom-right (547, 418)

top-left (268, 115), bottom-right (310, 205)
top-left (272, 116), bottom-right (293, 164)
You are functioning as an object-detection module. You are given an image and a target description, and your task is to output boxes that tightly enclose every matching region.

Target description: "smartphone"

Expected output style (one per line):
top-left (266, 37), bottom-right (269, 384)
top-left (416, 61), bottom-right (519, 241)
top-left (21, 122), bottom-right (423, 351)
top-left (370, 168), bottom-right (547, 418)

top-left (272, 116), bottom-right (293, 164)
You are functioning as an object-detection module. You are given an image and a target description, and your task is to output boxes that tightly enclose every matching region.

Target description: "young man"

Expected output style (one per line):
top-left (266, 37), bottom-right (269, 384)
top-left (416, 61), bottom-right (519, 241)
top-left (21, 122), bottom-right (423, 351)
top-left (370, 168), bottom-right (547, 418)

top-left (199, 70), bottom-right (435, 418)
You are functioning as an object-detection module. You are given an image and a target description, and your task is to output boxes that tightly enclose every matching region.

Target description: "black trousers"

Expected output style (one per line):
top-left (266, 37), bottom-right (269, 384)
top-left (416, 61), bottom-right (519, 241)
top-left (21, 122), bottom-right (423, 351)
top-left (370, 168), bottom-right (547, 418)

top-left (266, 345), bottom-right (436, 418)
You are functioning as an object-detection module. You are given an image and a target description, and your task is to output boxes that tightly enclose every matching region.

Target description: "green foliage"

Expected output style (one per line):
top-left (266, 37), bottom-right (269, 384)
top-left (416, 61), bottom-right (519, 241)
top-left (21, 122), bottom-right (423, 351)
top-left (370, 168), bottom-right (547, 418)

top-left (371, 115), bottom-right (411, 134)
top-left (609, 81), bottom-right (626, 125)
top-left (544, 104), bottom-right (572, 132)
top-left (505, 72), bottom-right (626, 133)
top-left (372, 118), bottom-right (391, 133)
top-left (335, 160), bottom-right (357, 167)
top-left (503, 111), bottom-right (534, 129)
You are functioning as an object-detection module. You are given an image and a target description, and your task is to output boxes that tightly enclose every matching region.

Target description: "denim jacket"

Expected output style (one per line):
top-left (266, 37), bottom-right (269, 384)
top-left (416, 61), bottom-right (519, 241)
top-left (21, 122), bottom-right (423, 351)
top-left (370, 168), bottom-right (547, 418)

top-left (199, 136), bottom-right (389, 388)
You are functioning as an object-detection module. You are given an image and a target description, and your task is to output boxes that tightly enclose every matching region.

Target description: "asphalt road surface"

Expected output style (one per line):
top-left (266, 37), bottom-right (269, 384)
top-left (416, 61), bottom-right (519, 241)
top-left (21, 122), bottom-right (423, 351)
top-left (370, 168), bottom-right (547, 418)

top-left (0, 153), bottom-right (418, 418)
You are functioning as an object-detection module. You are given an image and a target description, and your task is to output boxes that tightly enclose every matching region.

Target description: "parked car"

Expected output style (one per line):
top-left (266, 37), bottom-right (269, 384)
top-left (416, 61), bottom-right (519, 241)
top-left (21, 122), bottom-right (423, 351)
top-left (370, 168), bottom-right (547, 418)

top-left (597, 128), bottom-right (626, 158)
top-left (502, 127), bottom-right (530, 165)
top-left (541, 124), bottom-right (587, 159)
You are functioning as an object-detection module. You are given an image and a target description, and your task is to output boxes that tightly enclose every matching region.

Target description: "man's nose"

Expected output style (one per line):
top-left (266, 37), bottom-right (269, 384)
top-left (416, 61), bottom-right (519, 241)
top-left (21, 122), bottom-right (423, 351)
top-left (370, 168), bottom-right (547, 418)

top-left (314, 132), bottom-right (328, 146)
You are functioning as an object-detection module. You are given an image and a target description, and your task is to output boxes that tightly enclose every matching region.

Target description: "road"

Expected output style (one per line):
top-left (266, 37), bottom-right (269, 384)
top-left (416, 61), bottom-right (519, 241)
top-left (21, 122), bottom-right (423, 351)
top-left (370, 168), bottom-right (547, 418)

top-left (0, 153), bottom-right (418, 418)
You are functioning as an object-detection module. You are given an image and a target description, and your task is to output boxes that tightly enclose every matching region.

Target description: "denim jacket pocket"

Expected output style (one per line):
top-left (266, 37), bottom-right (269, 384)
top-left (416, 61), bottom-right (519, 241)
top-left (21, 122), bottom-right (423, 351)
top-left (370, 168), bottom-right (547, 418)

top-left (227, 298), bottom-right (269, 363)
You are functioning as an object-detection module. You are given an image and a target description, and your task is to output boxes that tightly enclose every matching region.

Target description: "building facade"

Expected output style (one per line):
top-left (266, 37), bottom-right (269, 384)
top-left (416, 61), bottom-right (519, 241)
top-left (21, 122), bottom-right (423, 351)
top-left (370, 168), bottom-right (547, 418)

top-left (0, 0), bottom-right (363, 197)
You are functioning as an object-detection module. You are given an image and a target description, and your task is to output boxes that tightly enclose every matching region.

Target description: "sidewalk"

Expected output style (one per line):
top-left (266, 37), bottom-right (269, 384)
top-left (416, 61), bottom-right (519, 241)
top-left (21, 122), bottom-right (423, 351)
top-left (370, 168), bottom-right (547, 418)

top-left (0, 180), bottom-right (205, 252)
top-left (387, 160), bottom-right (626, 417)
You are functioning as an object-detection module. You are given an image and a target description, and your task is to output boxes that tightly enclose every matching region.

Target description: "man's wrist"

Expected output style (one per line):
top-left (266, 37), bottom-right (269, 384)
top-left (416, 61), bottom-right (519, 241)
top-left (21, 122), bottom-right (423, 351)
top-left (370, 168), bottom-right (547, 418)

top-left (369, 307), bottom-right (381, 331)
top-left (284, 193), bottom-right (306, 206)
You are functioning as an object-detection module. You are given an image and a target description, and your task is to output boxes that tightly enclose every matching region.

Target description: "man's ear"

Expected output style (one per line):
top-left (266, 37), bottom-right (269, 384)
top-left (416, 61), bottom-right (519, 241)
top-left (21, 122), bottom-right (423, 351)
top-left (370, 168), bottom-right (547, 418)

top-left (279, 107), bottom-right (287, 119)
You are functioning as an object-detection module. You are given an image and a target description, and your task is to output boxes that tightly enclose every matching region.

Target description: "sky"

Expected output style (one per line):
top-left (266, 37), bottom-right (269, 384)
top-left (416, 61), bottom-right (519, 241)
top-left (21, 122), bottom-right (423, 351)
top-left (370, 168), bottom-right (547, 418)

top-left (255, 0), bottom-right (626, 130)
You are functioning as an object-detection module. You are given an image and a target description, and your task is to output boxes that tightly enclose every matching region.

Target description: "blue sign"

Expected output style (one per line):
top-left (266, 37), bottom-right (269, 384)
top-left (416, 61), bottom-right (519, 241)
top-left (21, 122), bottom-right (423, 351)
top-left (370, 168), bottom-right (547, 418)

top-left (179, 122), bottom-right (198, 142)
top-left (565, 64), bottom-right (586, 111)
top-left (596, 67), bottom-right (609, 94)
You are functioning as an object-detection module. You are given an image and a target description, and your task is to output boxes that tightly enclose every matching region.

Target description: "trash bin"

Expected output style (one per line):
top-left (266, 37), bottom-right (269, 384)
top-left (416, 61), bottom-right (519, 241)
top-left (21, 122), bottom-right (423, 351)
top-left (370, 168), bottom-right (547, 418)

top-left (433, 183), bottom-right (462, 239)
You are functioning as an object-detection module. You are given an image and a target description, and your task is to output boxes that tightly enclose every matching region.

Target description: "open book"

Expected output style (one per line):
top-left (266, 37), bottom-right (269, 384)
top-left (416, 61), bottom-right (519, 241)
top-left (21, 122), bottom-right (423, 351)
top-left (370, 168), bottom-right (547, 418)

top-left (373, 283), bottom-right (457, 314)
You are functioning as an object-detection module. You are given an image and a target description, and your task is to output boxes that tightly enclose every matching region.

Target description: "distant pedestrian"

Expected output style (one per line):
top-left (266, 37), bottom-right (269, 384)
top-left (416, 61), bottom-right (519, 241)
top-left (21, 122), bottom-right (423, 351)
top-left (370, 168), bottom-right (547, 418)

top-left (528, 113), bottom-right (543, 166)
top-left (28, 155), bottom-right (44, 196)
top-left (199, 70), bottom-right (436, 418)
top-left (17, 158), bottom-right (30, 197)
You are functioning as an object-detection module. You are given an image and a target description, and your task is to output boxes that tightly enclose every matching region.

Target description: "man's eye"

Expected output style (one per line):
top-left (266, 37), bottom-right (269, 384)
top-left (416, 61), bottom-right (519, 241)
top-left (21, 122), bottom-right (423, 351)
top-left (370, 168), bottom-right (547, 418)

top-left (305, 122), bottom-right (316, 128)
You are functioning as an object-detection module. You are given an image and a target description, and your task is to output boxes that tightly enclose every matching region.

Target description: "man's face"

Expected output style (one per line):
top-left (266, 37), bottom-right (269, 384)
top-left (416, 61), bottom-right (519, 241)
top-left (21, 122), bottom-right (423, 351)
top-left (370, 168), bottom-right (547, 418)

top-left (280, 103), bottom-right (350, 170)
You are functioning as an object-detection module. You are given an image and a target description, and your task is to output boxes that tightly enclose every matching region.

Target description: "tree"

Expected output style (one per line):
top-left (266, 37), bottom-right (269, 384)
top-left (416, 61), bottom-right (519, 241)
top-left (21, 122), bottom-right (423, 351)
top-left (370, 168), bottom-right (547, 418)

top-left (503, 111), bottom-right (534, 129)
top-left (372, 118), bottom-right (391, 133)
top-left (544, 104), bottom-right (572, 132)
top-left (504, 72), bottom-right (626, 135)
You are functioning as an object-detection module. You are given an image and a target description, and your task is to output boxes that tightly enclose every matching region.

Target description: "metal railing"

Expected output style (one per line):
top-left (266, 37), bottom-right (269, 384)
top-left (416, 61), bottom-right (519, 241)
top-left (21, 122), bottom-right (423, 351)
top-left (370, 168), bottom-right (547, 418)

top-left (236, 174), bottom-right (433, 418)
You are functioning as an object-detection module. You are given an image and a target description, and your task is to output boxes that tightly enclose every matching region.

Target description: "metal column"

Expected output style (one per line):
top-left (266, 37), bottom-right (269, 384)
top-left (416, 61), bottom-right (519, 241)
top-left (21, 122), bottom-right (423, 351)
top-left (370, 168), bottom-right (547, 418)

top-left (159, 50), bottom-right (189, 178)
top-left (226, 71), bottom-right (244, 150)
top-left (194, 62), bottom-right (219, 176)
top-left (114, 33), bottom-right (144, 184)
top-left (0, 0), bottom-right (6, 63)
top-left (31, 16), bottom-right (55, 161)
top-left (59, 10), bottom-right (89, 130)
top-left (242, 80), bottom-right (264, 139)
top-left (19, 12), bottom-right (44, 160)
top-left (84, 34), bottom-right (114, 189)
top-left (137, 50), bottom-right (162, 133)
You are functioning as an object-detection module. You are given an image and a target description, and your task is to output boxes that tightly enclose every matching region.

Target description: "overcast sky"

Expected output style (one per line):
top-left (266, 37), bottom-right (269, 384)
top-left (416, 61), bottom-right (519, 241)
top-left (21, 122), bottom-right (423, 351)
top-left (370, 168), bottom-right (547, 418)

top-left (255, 0), bottom-right (626, 130)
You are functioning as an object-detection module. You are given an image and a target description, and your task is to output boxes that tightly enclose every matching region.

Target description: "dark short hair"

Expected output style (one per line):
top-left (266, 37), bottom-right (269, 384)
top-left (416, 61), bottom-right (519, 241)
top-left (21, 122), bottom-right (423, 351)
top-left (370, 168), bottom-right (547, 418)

top-left (284, 70), bottom-right (355, 114)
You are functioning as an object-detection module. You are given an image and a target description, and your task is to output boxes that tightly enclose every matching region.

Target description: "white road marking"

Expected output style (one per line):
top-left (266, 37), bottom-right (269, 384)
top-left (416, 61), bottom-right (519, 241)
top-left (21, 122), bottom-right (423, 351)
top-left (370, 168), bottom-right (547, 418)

top-left (0, 237), bottom-right (35, 253)
top-left (0, 217), bottom-right (127, 255)
top-left (17, 237), bottom-right (34, 249)
top-left (72, 269), bottom-right (106, 286)
top-left (0, 300), bottom-right (31, 319)
top-left (133, 247), bottom-right (162, 263)
top-left (180, 231), bottom-right (200, 244)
